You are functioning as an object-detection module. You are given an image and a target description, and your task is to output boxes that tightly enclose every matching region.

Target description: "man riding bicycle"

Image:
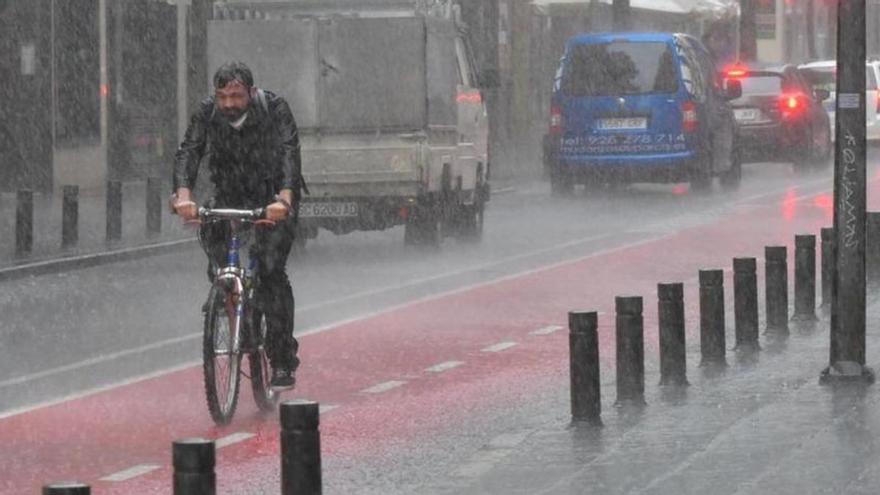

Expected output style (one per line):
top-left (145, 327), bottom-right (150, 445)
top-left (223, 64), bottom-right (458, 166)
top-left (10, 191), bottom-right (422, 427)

top-left (171, 62), bottom-right (304, 389)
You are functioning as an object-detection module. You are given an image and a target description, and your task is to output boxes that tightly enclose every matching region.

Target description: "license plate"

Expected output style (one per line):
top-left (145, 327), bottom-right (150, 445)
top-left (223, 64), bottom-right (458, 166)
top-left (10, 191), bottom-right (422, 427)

top-left (298, 202), bottom-right (359, 218)
top-left (596, 117), bottom-right (647, 130)
top-left (734, 108), bottom-right (760, 122)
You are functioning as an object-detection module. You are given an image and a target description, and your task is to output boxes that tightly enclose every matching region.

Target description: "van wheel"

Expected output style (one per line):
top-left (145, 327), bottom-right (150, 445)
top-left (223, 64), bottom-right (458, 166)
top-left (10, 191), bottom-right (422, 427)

top-left (719, 150), bottom-right (742, 190)
top-left (404, 205), bottom-right (440, 247)
top-left (457, 199), bottom-right (485, 242)
top-left (690, 171), bottom-right (712, 192)
top-left (550, 165), bottom-right (574, 196)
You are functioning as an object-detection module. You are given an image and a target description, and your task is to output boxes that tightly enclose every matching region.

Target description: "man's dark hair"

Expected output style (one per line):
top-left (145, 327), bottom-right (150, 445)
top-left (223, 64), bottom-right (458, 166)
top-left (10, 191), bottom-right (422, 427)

top-left (213, 62), bottom-right (254, 89)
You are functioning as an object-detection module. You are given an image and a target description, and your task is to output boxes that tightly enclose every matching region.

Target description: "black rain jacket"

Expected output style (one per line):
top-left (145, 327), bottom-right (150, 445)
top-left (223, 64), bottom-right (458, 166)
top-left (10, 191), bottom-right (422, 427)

top-left (173, 89), bottom-right (305, 208)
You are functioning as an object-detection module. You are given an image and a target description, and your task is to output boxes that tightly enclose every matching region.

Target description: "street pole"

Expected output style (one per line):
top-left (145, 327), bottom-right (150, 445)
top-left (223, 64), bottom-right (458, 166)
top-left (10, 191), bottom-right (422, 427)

top-left (821, 0), bottom-right (874, 385)
top-left (612, 0), bottom-right (631, 32)
top-left (739, 0), bottom-right (758, 62)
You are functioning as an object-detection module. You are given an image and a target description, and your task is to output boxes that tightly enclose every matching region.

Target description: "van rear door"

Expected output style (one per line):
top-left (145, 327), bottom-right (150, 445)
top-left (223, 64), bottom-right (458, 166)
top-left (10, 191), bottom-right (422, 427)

top-left (558, 39), bottom-right (688, 157)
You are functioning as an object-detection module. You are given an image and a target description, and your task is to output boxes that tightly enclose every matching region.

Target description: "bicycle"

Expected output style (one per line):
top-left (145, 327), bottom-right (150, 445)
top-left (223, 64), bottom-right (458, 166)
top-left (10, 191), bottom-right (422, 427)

top-left (195, 206), bottom-right (281, 425)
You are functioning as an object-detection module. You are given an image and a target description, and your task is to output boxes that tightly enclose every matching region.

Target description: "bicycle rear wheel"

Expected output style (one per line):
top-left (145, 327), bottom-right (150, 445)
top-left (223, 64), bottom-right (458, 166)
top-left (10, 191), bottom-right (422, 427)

top-left (203, 285), bottom-right (242, 425)
top-left (249, 309), bottom-right (280, 412)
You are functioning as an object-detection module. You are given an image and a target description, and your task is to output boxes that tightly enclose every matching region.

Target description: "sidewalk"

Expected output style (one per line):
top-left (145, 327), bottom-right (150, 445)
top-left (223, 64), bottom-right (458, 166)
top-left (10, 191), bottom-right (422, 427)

top-left (0, 181), bottom-right (195, 273)
top-left (429, 298), bottom-right (880, 495)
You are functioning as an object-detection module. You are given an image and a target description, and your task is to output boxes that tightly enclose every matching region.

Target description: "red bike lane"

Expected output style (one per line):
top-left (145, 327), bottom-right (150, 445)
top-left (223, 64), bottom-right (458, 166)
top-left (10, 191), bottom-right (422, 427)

top-left (0, 184), bottom-right (844, 494)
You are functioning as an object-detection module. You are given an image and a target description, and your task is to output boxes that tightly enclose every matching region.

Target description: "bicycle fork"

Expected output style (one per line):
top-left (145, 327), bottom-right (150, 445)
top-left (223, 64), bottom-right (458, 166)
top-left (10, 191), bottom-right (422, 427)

top-left (216, 270), bottom-right (246, 357)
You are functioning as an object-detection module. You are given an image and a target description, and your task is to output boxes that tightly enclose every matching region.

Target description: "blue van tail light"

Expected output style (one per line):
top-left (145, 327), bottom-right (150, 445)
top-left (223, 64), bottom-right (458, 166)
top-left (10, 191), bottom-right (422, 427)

top-left (550, 104), bottom-right (563, 134)
top-left (681, 100), bottom-right (698, 133)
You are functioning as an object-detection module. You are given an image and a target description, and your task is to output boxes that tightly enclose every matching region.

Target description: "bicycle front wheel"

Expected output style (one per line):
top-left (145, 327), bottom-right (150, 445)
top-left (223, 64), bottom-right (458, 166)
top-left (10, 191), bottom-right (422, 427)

top-left (249, 309), bottom-right (280, 412)
top-left (203, 285), bottom-right (242, 425)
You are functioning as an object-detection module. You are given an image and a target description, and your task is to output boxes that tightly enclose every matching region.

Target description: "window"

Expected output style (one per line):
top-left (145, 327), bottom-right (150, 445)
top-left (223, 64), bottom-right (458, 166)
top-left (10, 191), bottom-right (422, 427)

top-left (561, 41), bottom-right (678, 96)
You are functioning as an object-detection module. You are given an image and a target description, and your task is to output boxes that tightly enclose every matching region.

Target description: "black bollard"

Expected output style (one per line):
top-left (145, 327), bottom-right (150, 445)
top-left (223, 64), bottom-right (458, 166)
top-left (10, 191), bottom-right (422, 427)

top-left (793, 234), bottom-right (818, 322)
top-left (106, 180), bottom-right (122, 243)
top-left (15, 190), bottom-right (33, 256)
top-left (173, 438), bottom-right (215, 495)
top-left (867, 212), bottom-right (880, 286)
top-left (42, 483), bottom-right (90, 495)
top-left (821, 227), bottom-right (834, 313)
top-left (146, 177), bottom-right (162, 237)
top-left (764, 246), bottom-right (788, 334)
top-left (281, 400), bottom-right (322, 495)
top-left (699, 269), bottom-right (727, 366)
top-left (658, 283), bottom-right (688, 386)
top-left (62, 185), bottom-right (79, 248)
top-left (569, 311), bottom-right (601, 424)
top-left (615, 296), bottom-right (645, 405)
top-left (733, 257), bottom-right (760, 351)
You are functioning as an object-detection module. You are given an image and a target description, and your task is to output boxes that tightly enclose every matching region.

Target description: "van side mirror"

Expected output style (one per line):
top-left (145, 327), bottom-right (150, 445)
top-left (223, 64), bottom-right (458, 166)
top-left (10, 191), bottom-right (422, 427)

top-left (814, 88), bottom-right (831, 101)
top-left (724, 79), bottom-right (742, 100)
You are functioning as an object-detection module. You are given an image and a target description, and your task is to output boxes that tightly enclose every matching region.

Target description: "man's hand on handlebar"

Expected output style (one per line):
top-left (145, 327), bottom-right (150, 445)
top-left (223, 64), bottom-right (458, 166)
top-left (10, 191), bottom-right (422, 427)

top-left (172, 187), bottom-right (199, 221)
top-left (266, 189), bottom-right (295, 222)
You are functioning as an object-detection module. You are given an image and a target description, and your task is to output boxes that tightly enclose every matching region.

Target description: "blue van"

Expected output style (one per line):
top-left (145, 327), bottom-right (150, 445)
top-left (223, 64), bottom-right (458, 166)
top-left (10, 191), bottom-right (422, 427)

top-left (543, 32), bottom-right (742, 194)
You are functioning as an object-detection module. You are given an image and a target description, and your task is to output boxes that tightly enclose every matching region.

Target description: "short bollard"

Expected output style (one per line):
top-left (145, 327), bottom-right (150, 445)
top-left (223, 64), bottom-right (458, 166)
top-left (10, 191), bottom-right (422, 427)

top-left (615, 296), bottom-right (645, 405)
top-left (281, 400), bottom-right (322, 495)
top-left (62, 185), bottom-right (79, 248)
top-left (793, 234), bottom-right (818, 322)
top-left (106, 180), bottom-right (122, 242)
top-left (570, 311), bottom-right (601, 424)
top-left (733, 257), bottom-right (760, 351)
top-left (15, 189), bottom-right (34, 256)
top-left (659, 283), bottom-right (688, 386)
top-left (42, 482), bottom-right (90, 495)
top-left (146, 177), bottom-right (162, 237)
top-left (764, 246), bottom-right (788, 334)
top-left (821, 227), bottom-right (834, 313)
top-left (173, 438), bottom-right (215, 495)
top-left (867, 212), bottom-right (880, 286)
top-left (699, 269), bottom-right (726, 366)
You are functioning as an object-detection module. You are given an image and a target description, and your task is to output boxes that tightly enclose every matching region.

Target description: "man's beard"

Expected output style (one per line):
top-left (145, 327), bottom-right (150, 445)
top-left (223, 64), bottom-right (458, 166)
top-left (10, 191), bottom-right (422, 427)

top-left (221, 107), bottom-right (247, 122)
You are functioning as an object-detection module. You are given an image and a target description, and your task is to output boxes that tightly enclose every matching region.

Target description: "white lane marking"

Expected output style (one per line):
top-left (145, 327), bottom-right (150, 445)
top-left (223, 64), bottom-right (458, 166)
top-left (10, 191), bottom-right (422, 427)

top-left (100, 464), bottom-right (161, 482)
top-left (481, 342), bottom-right (518, 353)
top-left (215, 432), bottom-right (255, 449)
top-left (319, 404), bottom-right (339, 414)
top-left (360, 380), bottom-right (406, 394)
top-left (425, 361), bottom-right (464, 373)
top-left (530, 325), bottom-right (564, 336)
top-left (0, 177), bottom-right (835, 419)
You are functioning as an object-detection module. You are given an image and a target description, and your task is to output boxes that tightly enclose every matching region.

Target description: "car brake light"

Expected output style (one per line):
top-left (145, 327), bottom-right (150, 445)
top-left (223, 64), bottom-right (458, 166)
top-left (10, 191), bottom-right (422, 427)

top-left (681, 100), bottom-right (698, 132)
top-left (550, 105), bottom-right (563, 134)
top-left (723, 63), bottom-right (749, 79)
top-left (779, 93), bottom-right (805, 119)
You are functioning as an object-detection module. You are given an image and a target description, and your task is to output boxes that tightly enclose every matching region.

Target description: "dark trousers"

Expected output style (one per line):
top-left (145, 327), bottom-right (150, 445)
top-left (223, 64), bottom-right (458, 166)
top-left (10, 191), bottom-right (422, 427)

top-left (200, 217), bottom-right (299, 371)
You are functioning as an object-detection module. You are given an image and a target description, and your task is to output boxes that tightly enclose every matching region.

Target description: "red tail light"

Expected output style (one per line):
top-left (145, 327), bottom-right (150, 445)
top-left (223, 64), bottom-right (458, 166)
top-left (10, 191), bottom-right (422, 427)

top-left (681, 100), bottom-right (698, 133)
top-left (550, 105), bottom-right (563, 134)
top-left (779, 93), bottom-right (806, 119)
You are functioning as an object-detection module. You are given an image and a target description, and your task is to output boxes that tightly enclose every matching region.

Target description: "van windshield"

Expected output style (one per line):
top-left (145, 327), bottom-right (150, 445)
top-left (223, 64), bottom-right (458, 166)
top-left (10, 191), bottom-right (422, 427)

top-left (561, 41), bottom-right (678, 96)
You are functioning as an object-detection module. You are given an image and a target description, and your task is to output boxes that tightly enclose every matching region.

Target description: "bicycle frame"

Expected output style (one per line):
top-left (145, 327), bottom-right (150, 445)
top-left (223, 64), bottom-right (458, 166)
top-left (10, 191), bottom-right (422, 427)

top-left (202, 208), bottom-right (266, 356)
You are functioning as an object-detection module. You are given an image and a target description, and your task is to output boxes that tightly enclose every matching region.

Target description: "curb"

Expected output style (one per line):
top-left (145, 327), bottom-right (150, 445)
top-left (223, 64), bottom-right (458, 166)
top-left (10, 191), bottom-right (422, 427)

top-left (0, 238), bottom-right (199, 283)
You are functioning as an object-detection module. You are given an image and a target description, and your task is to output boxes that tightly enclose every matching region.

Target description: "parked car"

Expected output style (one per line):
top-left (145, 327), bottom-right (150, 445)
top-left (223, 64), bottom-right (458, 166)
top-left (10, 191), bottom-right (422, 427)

top-left (798, 59), bottom-right (880, 141)
top-left (543, 32), bottom-right (742, 194)
top-left (724, 64), bottom-right (832, 169)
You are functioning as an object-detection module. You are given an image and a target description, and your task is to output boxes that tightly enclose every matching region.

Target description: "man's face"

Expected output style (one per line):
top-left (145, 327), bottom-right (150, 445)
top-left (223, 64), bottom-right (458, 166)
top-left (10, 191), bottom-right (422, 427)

top-left (215, 80), bottom-right (252, 121)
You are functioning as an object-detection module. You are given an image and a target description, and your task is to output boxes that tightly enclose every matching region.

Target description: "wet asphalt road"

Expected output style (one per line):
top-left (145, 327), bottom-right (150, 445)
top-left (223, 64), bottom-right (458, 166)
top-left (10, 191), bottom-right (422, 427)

top-left (0, 157), bottom-right (867, 415)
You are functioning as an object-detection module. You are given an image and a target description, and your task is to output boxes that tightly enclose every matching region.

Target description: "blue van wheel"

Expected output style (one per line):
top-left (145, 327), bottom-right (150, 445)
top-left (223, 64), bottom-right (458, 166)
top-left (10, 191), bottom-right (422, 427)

top-left (550, 165), bottom-right (574, 196)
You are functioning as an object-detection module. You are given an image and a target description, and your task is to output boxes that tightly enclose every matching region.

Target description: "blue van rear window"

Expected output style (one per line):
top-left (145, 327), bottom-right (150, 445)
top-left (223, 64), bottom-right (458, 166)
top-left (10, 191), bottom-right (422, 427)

top-left (561, 41), bottom-right (678, 96)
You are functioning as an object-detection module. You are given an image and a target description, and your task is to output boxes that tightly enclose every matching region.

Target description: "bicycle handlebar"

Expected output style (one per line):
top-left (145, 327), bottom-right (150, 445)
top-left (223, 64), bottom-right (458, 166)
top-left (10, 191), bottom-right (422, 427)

top-left (198, 207), bottom-right (267, 221)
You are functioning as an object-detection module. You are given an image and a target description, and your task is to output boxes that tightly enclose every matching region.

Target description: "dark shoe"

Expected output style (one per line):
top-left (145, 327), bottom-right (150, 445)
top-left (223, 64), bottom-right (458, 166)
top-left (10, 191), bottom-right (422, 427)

top-left (271, 367), bottom-right (296, 389)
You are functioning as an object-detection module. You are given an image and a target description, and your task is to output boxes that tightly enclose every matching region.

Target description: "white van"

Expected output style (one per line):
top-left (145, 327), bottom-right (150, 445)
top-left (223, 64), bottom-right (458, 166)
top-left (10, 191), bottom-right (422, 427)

top-left (798, 59), bottom-right (880, 141)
